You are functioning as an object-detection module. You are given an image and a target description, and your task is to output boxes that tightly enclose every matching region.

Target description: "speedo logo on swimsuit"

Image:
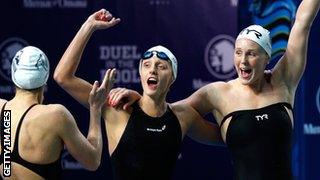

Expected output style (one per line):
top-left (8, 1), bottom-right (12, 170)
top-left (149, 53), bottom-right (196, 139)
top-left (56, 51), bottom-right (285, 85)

top-left (255, 114), bottom-right (268, 121)
top-left (146, 125), bottom-right (166, 132)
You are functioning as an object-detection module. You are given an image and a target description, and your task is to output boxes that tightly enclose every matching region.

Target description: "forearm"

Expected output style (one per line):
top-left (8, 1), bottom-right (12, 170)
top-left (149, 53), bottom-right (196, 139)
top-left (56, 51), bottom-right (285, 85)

top-left (281, 0), bottom-right (320, 86)
top-left (86, 107), bottom-right (103, 168)
top-left (188, 121), bottom-right (224, 146)
top-left (295, 0), bottom-right (320, 28)
top-left (186, 104), bottom-right (224, 146)
top-left (203, 122), bottom-right (224, 145)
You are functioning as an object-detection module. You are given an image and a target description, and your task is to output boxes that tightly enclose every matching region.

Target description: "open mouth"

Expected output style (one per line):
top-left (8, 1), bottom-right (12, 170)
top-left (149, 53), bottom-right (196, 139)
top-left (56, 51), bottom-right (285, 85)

top-left (240, 68), bottom-right (252, 79)
top-left (147, 77), bottom-right (158, 89)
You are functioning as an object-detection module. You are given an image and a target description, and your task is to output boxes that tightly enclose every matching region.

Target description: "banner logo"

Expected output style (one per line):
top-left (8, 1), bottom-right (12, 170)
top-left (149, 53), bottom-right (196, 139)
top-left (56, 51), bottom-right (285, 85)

top-left (204, 35), bottom-right (236, 79)
top-left (99, 45), bottom-right (141, 87)
top-left (303, 85), bottom-right (320, 135)
top-left (0, 37), bottom-right (28, 82)
top-left (149, 0), bottom-right (170, 5)
top-left (23, 0), bottom-right (87, 8)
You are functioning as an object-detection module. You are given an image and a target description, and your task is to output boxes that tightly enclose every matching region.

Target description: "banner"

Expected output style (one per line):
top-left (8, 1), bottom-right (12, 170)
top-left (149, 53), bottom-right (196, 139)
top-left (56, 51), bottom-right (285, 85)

top-left (0, 0), bottom-right (237, 179)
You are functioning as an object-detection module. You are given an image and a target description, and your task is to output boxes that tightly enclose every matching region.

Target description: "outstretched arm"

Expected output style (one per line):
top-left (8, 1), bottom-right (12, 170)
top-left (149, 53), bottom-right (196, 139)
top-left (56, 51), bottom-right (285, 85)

top-left (54, 9), bottom-right (120, 108)
top-left (274, 0), bottom-right (320, 89)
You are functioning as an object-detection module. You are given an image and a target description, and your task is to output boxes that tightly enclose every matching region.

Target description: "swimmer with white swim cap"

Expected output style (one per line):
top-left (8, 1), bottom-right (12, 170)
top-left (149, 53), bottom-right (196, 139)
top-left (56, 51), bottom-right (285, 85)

top-left (54, 8), bottom-right (223, 180)
top-left (1, 46), bottom-right (114, 179)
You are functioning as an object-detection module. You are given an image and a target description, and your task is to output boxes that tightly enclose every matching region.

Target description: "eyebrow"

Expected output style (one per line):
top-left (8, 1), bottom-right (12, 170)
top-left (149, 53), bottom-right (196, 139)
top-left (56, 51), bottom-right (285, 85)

top-left (235, 47), bottom-right (259, 51)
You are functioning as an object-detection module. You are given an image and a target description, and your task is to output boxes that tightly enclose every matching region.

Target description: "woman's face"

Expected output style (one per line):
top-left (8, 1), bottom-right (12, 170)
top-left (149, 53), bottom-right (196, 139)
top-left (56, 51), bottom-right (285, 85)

top-left (234, 38), bottom-right (269, 85)
top-left (140, 55), bottom-right (173, 98)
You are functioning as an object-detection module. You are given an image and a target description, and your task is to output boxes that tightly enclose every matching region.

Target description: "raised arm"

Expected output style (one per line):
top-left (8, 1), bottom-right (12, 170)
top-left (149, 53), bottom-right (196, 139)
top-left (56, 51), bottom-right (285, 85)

top-left (57, 69), bottom-right (115, 170)
top-left (54, 9), bottom-right (120, 108)
top-left (274, 0), bottom-right (320, 89)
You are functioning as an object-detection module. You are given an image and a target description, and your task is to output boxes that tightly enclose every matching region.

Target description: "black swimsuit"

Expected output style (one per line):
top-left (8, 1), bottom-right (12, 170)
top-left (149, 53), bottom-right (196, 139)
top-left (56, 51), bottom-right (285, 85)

top-left (0, 103), bottom-right (62, 180)
top-left (110, 102), bottom-right (182, 180)
top-left (221, 102), bottom-right (293, 180)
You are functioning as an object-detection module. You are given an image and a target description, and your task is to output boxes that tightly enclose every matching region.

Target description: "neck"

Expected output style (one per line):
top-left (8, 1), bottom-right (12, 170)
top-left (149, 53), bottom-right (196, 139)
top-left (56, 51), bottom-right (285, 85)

top-left (139, 95), bottom-right (167, 117)
top-left (12, 89), bottom-right (41, 105)
top-left (240, 75), bottom-right (266, 94)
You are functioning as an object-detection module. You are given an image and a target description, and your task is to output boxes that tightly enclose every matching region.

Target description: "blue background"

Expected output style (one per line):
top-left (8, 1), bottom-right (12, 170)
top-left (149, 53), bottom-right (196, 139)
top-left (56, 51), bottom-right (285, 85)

top-left (0, 0), bottom-right (319, 179)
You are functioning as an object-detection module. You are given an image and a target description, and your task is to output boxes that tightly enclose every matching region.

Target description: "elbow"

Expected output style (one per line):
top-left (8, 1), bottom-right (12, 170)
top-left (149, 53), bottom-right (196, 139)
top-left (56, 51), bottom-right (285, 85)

top-left (53, 70), bottom-right (63, 85)
top-left (53, 70), bottom-right (70, 87)
top-left (85, 159), bottom-right (101, 171)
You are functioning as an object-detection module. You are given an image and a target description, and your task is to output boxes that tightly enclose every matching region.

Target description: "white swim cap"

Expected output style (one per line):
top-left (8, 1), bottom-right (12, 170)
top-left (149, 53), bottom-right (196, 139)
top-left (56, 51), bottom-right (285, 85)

top-left (139, 45), bottom-right (178, 80)
top-left (11, 46), bottom-right (49, 90)
top-left (236, 25), bottom-right (272, 58)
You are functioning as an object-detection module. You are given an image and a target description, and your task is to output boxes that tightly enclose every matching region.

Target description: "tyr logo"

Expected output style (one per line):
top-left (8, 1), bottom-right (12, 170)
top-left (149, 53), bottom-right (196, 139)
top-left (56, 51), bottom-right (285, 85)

top-left (255, 114), bottom-right (268, 121)
top-left (241, 29), bottom-right (262, 39)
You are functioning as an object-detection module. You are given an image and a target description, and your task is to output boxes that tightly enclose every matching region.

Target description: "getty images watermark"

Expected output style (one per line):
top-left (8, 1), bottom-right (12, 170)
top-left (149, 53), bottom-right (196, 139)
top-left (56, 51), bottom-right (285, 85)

top-left (1, 109), bottom-right (11, 177)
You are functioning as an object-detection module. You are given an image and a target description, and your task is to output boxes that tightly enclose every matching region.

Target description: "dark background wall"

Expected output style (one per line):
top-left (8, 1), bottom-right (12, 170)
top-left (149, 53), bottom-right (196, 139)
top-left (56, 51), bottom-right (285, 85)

top-left (0, 0), bottom-right (319, 179)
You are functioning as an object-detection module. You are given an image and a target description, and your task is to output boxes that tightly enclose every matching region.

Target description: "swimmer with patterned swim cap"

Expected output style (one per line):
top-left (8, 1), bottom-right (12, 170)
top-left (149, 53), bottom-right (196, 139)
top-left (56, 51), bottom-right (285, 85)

top-left (54, 9), bottom-right (223, 180)
top-left (236, 24), bottom-right (272, 58)
top-left (110, 0), bottom-right (320, 179)
top-left (0, 46), bottom-right (114, 180)
top-left (178, 1), bottom-right (319, 179)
